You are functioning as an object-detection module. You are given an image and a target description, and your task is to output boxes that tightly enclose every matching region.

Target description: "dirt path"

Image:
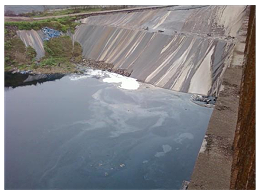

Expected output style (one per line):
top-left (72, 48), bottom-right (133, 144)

top-left (5, 16), bottom-right (32, 22)
top-left (5, 5), bottom-right (173, 22)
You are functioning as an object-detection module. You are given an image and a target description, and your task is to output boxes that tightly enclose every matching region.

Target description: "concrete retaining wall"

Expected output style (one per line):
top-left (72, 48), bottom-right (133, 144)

top-left (74, 6), bottom-right (249, 96)
top-left (230, 5), bottom-right (255, 190)
top-left (188, 5), bottom-right (254, 190)
top-left (17, 5), bottom-right (249, 96)
top-left (16, 29), bottom-right (45, 59)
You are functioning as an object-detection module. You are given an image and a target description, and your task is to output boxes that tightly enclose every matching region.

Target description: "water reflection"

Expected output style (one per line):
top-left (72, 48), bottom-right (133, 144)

top-left (5, 73), bottom-right (212, 190)
top-left (5, 72), bottom-right (64, 89)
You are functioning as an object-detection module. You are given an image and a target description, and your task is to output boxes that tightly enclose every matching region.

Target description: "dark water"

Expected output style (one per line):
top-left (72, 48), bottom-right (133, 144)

top-left (5, 74), bottom-right (212, 190)
top-left (5, 72), bottom-right (64, 89)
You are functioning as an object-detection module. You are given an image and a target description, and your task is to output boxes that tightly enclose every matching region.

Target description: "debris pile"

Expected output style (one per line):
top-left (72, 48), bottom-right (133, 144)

top-left (79, 58), bottom-right (132, 77)
top-left (191, 94), bottom-right (217, 107)
top-left (80, 58), bottom-right (114, 71)
top-left (114, 69), bottom-right (132, 77)
top-left (11, 69), bottom-right (32, 74)
top-left (42, 27), bottom-right (61, 41)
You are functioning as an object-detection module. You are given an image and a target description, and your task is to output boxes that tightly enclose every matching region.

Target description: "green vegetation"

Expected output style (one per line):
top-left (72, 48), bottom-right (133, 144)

top-left (42, 36), bottom-right (82, 63)
top-left (5, 27), bottom-right (37, 70)
top-left (4, 28), bottom-right (7, 34)
top-left (35, 36), bottom-right (82, 72)
top-left (4, 8), bottom-right (84, 73)
top-left (17, 7), bottom-right (102, 17)
top-left (5, 26), bottom-right (82, 73)
top-left (33, 7), bottom-right (103, 17)
top-left (5, 16), bottom-right (79, 33)
top-left (26, 45), bottom-right (37, 59)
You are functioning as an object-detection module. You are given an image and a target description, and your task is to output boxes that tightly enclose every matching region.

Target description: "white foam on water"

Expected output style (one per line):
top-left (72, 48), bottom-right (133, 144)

top-left (70, 69), bottom-right (139, 90)
top-left (69, 69), bottom-right (106, 81)
top-left (69, 75), bottom-right (90, 81)
top-left (174, 133), bottom-right (194, 144)
top-left (199, 135), bottom-right (208, 153)
top-left (85, 69), bottom-right (106, 77)
top-left (103, 72), bottom-right (139, 90)
top-left (155, 144), bottom-right (172, 158)
top-left (162, 145), bottom-right (172, 153)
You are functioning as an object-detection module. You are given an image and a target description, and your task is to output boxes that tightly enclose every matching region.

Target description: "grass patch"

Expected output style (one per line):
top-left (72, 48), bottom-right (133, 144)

top-left (4, 18), bottom-right (83, 73)
top-left (18, 7), bottom-right (102, 17)
top-left (4, 28), bottom-right (7, 34)
top-left (39, 36), bottom-right (82, 69)
top-left (4, 27), bottom-right (37, 68)
top-left (39, 57), bottom-right (59, 66)
top-left (5, 16), bottom-right (79, 33)
top-left (44, 36), bottom-right (73, 58)
top-left (5, 27), bottom-right (36, 69)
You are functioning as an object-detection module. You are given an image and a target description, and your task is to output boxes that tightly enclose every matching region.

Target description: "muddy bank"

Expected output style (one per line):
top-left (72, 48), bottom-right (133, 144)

top-left (78, 58), bottom-right (132, 77)
top-left (4, 58), bottom-right (133, 88)
top-left (7, 64), bottom-right (77, 75)
top-left (5, 56), bottom-right (132, 75)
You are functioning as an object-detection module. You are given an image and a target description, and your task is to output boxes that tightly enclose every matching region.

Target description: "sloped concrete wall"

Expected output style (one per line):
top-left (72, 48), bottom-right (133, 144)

top-left (74, 24), bottom-right (234, 96)
top-left (16, 29), bottom-right (45, 59)
top-left (74, 6), bottom-right (249, 96)
top-left (16, 6), bottom-right (249, 96)
top-left (188, 5), bottom-right (253, 190)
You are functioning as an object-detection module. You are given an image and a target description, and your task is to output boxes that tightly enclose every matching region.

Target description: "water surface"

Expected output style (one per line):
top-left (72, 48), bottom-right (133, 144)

top-left (5, 73), bottom-right (212, 189)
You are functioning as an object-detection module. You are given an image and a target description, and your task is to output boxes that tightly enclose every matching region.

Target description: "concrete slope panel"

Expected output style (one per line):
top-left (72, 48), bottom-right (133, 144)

top-left (74, 24), bottom-right (234, 96)
top-left (17, 30), bottom-right (45, 59)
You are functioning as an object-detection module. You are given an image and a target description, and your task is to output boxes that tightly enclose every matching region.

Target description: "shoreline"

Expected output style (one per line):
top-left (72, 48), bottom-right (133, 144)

top-left (5, 58), bottom-right (132, 76)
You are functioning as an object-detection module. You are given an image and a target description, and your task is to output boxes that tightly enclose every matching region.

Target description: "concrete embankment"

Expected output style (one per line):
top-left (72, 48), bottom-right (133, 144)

top-left (16, 5), bottom-right (249, 96)
top-left (188, 5), bottom-right (253, 190)
top-left (16, 30), bottom-right (45, 59)
top-left (73, 5), bottom-right (249, 96)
